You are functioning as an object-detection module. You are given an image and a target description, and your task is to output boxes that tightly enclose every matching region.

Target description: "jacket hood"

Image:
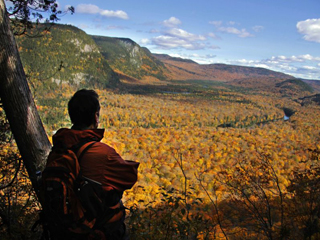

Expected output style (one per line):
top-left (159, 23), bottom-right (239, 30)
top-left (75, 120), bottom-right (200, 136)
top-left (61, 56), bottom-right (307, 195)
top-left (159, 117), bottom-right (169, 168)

top-left (52, 128), bottom-right (105, 148)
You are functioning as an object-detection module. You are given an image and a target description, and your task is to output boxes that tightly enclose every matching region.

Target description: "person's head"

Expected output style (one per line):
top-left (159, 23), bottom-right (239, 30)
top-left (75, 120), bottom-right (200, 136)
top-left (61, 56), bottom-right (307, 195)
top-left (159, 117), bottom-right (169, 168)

top-left (68, 89), bottom-right (100, 129)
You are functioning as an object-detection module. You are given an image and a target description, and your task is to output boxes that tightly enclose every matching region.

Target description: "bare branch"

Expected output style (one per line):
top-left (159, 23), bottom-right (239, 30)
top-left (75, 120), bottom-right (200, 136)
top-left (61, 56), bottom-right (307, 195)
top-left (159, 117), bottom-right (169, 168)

top-left (0, 157), bottom-right (22, 190)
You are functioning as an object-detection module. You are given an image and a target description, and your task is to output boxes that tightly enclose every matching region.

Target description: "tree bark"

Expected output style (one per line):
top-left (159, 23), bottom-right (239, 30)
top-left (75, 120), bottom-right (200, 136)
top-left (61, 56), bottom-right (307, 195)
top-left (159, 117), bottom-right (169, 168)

top-left (0, 0), bottom-right (51, 193)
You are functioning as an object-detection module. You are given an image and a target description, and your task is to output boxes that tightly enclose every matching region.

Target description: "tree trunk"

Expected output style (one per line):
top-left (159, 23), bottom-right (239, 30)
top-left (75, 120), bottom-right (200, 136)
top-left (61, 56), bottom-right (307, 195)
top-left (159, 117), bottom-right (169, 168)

top-left (0, 0), bottom-right (51, 193)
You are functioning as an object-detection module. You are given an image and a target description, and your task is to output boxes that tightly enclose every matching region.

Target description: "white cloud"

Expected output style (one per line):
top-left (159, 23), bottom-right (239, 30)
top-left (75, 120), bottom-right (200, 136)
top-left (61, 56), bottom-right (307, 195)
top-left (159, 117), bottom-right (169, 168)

top-left (209, 44), bottom-right (220, 49)
top-left (227, 21), bottom-right (237, 26)
top-left (208, 32), bottom-right (220, 39)
top-left (210, 21), bottom-right (253, 38)
top-left (149, 26), bottom-right (208, 50)
top-left (297, 18), bottom-right (320, 43)
top-left (218, 26), bottom-right (253, 38)
top-left (76, 4), bottom-right (128, 19)
top-left (152, 35), bottom-right (205, 50)
top-left (253, 64), bottom-right (270, 69)
top-left (218, 27), bottom-right (238, 35)
top-left (152, 36), bottom-right (190, 49)
top-left (252, 25), bottom-right (264, 32)
top-left (270, 54), bottom-right (320, 63)
top-left (196, 53), bottom-right (320, 79)
top-left (100, 10), bottom-right (128, 19)
top-left (205, 54), bottom-right (217, 58)
top-left (301, 54), bottom-right (320, 61)
top-left (236, 59), bottom-right (255, 64)
top-left (209, 21), bottom-right (222, 27)
top-left (76, 4), bottom-right (100, 14)
top-left (193, 55), bottom-right (217, 64)
top-left (229, 54), bottom-right (320, 80)
top-left (167, 53), bottom-right (217, 64)
top-left (169, 53), bottom-right (186, 58)
top-left (166, 28), bottom-right (206, 41)
top-left (140, 38), bottom-right (151, 45)
top-left (301, 65), bottom-right (317, 70)
top-left (163, 17), bottom-right (182, 27)
top-left (296, 65), bottom-right (320, 78)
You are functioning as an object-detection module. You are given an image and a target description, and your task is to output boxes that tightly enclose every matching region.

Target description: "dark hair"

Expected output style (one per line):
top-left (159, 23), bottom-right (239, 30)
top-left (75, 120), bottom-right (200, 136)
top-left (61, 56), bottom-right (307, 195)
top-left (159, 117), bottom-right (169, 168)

top-left (68, 89), bottom-right (100, 128)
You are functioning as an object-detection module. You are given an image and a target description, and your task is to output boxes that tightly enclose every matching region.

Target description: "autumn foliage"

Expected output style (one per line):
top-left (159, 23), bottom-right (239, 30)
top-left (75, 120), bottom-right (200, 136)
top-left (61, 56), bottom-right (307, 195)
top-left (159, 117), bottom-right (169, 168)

top-left (1, 83), bottom-right (320, 239)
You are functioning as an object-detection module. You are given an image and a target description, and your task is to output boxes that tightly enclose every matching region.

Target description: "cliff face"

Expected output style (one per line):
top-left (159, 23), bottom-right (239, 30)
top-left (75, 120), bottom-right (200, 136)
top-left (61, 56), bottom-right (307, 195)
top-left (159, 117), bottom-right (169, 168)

top-left (118, 39), bottom-right (142, 67)
top-left (16, 24), bottom-right (119, 89)
top-left (92, 36), bottom-right (167, 81)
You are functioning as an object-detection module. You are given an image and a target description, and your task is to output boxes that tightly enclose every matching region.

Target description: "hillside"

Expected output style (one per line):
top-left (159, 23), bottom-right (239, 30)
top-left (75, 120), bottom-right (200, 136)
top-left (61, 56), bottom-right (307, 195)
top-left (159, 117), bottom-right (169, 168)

top-left (154, 53), bottom-right (293, 81)
top-left (15, 24), bottom-right (120, 91)
top-left (298, 93), bottom-right (320, 106)
top-left (228, 77), bottom-right (315, 96)
top-left (91, 36), bottom-right (167, 82)
top-left (303, 79), bottom-right (320, 92)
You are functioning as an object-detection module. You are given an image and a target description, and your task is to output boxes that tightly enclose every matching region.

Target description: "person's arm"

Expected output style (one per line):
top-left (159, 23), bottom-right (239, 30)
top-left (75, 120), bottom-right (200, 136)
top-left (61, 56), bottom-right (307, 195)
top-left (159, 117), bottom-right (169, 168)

top-left (102, 146), bottom-right (140, 192)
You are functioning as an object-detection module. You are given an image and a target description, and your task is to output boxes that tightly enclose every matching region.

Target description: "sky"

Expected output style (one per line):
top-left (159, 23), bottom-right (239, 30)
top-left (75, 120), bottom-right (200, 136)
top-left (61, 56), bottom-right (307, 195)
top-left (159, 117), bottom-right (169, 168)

top-left (7, 0), bottom-right (320, 80)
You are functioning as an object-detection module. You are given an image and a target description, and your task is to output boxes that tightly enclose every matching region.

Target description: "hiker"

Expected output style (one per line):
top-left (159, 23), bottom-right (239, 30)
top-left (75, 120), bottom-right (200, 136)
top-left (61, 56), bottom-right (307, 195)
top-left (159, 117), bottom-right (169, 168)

top-left (46, 89), bottom-right (139, 239)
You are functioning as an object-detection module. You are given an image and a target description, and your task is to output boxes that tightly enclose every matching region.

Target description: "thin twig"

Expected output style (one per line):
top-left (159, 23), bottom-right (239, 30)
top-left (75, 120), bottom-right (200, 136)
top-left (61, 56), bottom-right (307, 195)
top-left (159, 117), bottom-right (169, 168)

top-left (0, 157), bottom-right (22, 190)
top-left (195, 172), bottom-right (229, 240)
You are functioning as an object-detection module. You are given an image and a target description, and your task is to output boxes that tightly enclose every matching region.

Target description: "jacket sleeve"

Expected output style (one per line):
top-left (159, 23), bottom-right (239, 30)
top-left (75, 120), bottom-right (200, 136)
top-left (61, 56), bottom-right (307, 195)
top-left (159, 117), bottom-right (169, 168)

top-left (102, 146), bottom-right (140, 191)
top-left (80, 142), bottom-right (140, 192)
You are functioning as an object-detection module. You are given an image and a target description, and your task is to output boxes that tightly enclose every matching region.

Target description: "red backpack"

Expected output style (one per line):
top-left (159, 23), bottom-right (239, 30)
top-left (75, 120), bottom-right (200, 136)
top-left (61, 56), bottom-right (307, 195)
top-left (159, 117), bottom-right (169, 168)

top-left (40, 140), bottom-right (105, 239)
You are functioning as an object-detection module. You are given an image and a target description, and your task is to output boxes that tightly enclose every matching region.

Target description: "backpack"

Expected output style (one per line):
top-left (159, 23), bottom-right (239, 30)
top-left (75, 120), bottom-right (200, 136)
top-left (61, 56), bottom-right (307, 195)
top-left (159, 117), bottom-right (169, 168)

top-left (39, 140), bottom-right (105, 240)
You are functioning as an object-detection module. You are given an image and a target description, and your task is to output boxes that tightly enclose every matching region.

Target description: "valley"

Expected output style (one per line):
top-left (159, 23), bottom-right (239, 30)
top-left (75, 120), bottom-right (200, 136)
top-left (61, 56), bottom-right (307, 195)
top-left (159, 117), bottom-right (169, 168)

top-left (2, 22), bottom-right (320, 239)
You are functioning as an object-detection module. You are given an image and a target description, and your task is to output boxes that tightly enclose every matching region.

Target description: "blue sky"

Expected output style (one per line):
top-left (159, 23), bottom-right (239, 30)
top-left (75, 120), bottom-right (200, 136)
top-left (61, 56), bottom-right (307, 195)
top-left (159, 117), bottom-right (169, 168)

top-left (7, 0), bottom-right (320, 80)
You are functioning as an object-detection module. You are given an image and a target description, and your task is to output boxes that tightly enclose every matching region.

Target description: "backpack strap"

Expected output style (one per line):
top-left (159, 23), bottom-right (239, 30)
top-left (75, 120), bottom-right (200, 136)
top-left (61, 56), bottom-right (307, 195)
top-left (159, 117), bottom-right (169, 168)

top-left (71, 140), bottom-right (125, 230)
top-left (75, 141), bottom-right (97, 163)
top-left (72, 140), bottom-right (98, 184)
top-left (70, 137), bottom-right (98, 160)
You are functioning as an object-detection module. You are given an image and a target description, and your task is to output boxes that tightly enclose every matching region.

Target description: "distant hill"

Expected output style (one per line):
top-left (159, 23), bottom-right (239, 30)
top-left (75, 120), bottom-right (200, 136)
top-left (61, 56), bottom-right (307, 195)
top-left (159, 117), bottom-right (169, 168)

top-left (16, 24), bottom-right (120, 91)
top-left (302, 79), bottom-right (320, 92)
top-left (298, 94), bottom-right (320, 106)
top-left (153, 53), bottom-right (293, 81)
top-left (276, 79), bottom-right (314, 95)
top-left (229, 77), bottom-right (315, 96)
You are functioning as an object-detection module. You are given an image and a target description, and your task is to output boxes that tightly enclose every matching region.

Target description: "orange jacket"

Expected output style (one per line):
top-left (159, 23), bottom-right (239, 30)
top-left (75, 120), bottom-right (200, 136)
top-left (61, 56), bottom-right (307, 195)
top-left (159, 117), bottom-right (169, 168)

top-left (52, 128), bottom-right (139, 192)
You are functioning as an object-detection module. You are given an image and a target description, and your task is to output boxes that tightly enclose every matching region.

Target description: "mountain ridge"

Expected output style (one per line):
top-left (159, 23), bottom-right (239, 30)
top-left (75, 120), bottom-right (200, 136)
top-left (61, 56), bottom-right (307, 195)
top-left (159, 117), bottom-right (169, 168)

top-left (15, 23), bottom-right (319, 95)
top-left (153, 53), bottom-right (293, 81)
top-left (91, 35), bottom-right (167, 82)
